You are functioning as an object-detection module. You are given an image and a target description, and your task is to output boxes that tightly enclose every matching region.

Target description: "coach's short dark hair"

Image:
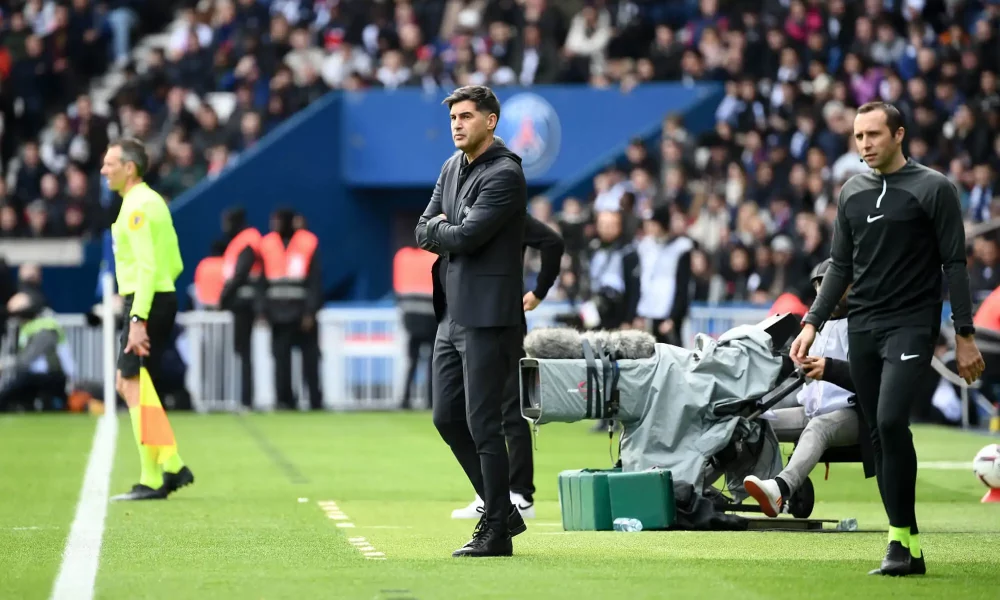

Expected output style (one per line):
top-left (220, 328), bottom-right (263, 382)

top-left (443, 85), bottom-right (501, 122)
top-left (857, 101), bottom-right (905, 134)
top-left (110, 137), bottom-right (149, 178)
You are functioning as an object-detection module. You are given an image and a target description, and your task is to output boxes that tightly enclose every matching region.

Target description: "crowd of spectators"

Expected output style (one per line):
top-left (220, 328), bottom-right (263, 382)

top-left (0, 0), bottom-right (999, 326)
top-left (0, 0), bottom-right (181, 238)
top-left (520, 0), bottom-right (1000, 317)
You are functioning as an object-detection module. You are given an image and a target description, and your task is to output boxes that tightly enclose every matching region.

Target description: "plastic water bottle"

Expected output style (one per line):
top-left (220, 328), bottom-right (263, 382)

top-left (836, 518), bottom-right (858, 532)
top-left (613, 518), bottom-right (643, 532)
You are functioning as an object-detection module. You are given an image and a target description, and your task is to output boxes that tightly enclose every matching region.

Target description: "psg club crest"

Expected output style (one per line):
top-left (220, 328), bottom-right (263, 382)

top-left (495, 93), bottom-right (561, 179)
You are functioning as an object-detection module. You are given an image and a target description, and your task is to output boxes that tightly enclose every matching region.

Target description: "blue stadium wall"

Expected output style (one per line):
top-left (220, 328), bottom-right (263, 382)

top-left (46, 83), bottom-right (724, 312)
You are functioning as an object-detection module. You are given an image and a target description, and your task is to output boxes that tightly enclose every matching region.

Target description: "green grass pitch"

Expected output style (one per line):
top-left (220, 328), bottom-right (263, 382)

top-left (0, 412), bottom-right (997, 599)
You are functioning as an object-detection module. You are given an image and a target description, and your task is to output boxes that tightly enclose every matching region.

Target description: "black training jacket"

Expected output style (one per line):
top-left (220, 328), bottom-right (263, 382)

top-left (804, 158), bottom-right (973, 332)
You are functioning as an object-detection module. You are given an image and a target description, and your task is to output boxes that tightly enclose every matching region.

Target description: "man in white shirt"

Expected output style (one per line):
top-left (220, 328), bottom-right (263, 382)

top-left (634, 206), bottom-right (693, 346)
top-left (743, 258), bottom-right (863, 517)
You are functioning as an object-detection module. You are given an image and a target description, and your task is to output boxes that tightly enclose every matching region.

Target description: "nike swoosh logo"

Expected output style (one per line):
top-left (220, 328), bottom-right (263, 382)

top-left (867, 214), bottom-right (884, 223)
top-left (517, 503), bottom-right (533, 510)
top-left (901, 353), bottom-right (919, 361)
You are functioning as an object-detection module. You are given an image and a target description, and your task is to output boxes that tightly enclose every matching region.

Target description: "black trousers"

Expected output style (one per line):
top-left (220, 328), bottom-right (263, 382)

top-left (848, 325), bottom-right (936, 534)
top-left (432, 314), bottom-right (521, 534)
top-left (271, 320), bottom-right (322, 410)
top-left (233, 308), bottom-right (255, 408)
top-left (401, 313), bottom-right (437, 409)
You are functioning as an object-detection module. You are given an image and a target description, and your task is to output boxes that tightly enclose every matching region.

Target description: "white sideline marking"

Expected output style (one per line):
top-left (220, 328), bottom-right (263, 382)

top-left (318, 500), bottom-right (387, 560)
top-left (50, 411), bottom-right (118, 600)
top-left (919, 461), bottom-right (973, 470)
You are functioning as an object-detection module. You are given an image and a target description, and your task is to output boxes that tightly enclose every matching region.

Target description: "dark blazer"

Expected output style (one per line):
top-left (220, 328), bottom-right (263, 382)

top-left (415, 139), bottom-right (528, 328)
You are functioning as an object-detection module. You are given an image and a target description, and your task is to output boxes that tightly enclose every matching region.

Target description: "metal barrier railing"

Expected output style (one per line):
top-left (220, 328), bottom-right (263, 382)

top-left (36, 304), bottom-right (770, 413)
top-left (34, 304), bottom-right (989, 429)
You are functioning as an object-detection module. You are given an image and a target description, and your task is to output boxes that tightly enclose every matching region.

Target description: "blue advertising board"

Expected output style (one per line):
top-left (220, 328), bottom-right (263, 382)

top-left (340, 83), bottom-right (722, 187)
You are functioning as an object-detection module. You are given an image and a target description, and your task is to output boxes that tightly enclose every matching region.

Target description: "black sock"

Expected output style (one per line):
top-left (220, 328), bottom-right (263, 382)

top-left (775, 476), bottom-right (791, 499)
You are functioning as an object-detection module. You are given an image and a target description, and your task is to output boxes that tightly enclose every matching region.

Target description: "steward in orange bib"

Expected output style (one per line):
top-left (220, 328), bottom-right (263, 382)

top-left (260, 208), bottom-right (322, 410)
top-left (218, 207), bottom-right (264, 409)
top-left (394, 246), bottom-right (438, 409)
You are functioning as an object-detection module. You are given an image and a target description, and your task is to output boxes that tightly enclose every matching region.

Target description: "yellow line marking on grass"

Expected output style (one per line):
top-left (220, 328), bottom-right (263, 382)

top-left (318, 500), bottom-right (387, 559)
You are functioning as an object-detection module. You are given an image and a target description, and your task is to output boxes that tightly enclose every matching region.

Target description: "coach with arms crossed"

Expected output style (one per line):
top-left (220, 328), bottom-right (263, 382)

top-left (791, 101), bottom-right (984, 577)
top-left (416, 85), bottom-right (528, 558)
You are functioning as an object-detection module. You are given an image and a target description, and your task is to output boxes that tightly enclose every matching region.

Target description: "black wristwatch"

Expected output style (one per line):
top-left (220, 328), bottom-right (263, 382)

top-left (130, 315), bottom-right (146, 324)
top-left (957, 325), bottom-right (975, 337)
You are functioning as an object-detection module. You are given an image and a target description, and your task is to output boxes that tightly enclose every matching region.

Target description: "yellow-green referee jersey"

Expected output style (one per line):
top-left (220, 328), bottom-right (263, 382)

top-left (111, 182), bottom-right (184, 320)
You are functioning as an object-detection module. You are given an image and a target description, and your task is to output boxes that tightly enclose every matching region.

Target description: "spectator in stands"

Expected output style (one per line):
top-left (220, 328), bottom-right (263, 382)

top-left (158, 142), bottom-right (206, 200)
top-left (25, 200), bottom-right (54, 238)
top-left (635, 206), bottom-right (693, 346)
top-left (584, 210), bottom-right (639, 331)
top-left (970, 233), bottom-right (1000, 304)
top-left (689, 248), bottom-right (724, 305)
top-left (8, 141), bottom-right (47, 208)
top-left (0, 205), bottom-right (21, 237)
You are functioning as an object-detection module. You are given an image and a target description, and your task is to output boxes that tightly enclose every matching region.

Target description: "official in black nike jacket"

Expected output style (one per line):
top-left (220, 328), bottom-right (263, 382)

top-left (790, 102), bottom-right (985, 577)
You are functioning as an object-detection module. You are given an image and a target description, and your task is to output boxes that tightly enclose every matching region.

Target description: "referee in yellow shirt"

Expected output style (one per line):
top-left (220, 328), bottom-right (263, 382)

top-left (102, 138), bottom-right (195, 501)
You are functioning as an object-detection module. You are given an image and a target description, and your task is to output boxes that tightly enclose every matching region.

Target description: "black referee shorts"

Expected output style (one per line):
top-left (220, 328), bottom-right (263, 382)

top-left (118, 292), bottom-right (178, 380)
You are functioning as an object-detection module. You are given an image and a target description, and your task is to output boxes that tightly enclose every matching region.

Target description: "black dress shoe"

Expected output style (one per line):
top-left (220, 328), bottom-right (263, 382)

top-left (452, 525), bottom-right (513, 558)
top-left (463, 505), bottom-right (526, 546)
top-left (868, 541), bottom-right (911, 576)
top-left (110, 484), bottom-right (168, 502)
top-left (163, 466), bottom-right (195, 495)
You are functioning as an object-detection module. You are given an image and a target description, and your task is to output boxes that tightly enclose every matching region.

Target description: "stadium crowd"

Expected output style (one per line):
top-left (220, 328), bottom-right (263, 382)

top-left (518, 0), bottom-right (1000, 318)
top-left (0, 0), bottom-right (181, 238)
top-left (0, 0), bottom-right (998, 324)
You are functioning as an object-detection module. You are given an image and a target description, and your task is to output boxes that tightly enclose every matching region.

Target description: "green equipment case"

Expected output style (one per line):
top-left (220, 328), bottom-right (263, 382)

top-left (607, 468), bottom-right (676, 530)
top-left (557, 468), bottom-right (619, 531)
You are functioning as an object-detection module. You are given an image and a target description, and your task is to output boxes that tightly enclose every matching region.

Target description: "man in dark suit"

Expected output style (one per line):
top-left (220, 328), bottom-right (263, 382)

top-left (415, 85), bottom-right (528, 558)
